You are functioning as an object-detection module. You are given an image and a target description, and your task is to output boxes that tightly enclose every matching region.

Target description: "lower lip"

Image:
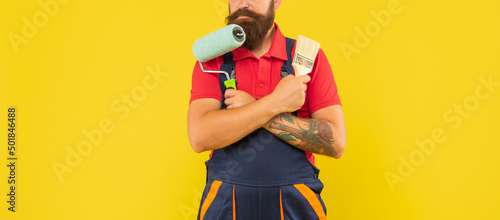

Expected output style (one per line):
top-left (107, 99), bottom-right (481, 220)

top-left (238, 16), bottom-right (250, 19)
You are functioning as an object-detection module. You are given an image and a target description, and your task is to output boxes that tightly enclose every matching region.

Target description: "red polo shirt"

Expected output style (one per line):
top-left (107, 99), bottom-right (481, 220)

top-left (190, 23), bottom-right (341, 165)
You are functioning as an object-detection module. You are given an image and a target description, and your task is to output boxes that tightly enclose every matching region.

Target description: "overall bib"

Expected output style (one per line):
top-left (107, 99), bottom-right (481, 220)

top-left (197, 38), bottom-right (327, 220)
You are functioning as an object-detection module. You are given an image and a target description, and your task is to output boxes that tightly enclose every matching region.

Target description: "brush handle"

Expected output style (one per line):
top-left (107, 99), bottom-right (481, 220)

top-left (292, 63), bottom-right (311, 76)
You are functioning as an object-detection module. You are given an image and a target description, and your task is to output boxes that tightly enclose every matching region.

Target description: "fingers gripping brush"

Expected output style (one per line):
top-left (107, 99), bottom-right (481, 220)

top-left (192, 24), bottom-right (246, 89)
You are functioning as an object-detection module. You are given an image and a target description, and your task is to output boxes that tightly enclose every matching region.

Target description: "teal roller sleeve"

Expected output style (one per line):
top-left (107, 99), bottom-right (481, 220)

top-left (193, 24), bottom-right (246, 62)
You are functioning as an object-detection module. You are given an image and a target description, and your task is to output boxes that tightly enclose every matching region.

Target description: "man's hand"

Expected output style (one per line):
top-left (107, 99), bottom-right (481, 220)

top-left (223, 74), bottom-right (310, 112)
top-left (268, 74), bottom-right (311, 113)
top-left (224, 90), bottom-right (256, 109)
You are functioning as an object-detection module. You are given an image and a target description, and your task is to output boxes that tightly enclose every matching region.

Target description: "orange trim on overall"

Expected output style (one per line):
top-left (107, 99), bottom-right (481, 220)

top-left (233, 184), bottom-right (236, 220)
top-left (293, 184), bottom-right (327, 220)
top-left (200, 180), bottom-right (223, 220)
top-left (279, 187), bottom-right (284, 220)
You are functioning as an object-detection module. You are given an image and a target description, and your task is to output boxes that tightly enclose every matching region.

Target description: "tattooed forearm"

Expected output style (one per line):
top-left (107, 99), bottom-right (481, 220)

top-left (266, 113), bottom-right (337, 157)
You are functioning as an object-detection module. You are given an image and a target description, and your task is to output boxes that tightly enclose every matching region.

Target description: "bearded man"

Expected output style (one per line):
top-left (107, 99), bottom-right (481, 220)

top-left (188, 0), bottom-right (346, 219)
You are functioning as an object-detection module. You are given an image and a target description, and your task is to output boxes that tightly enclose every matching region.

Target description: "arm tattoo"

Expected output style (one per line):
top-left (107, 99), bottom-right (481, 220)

top-left (268, 114), bottom-right (337, 157)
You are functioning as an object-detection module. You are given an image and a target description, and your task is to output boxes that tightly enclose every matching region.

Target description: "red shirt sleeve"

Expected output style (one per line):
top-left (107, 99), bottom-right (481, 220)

top-left (305, 48), bottom-right (342, 114)
top-left (189, 57), bottom-right (224, 104)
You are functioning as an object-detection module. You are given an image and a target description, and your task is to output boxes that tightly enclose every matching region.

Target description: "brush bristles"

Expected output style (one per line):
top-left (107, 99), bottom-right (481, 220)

top-left (295, 35), bottom-right (320, 65)
top-left (292, 35), bottom-right (320, 76)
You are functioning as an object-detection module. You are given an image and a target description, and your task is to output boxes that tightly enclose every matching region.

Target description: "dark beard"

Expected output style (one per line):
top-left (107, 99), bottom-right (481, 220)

top-left (226, 3), bottom-right (275, 50)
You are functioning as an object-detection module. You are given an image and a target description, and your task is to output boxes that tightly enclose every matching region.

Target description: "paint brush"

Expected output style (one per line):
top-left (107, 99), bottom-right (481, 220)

top-left (292, 35), bottom-right (320, 76)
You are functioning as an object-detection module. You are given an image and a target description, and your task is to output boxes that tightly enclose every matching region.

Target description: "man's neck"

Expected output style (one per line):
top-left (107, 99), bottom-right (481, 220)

top-left (249, 25), bottom-right (276, 59)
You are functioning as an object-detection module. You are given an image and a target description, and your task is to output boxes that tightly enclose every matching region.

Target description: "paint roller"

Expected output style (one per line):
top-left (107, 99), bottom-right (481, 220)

top-left (192, 24), bottom-right (246, 89)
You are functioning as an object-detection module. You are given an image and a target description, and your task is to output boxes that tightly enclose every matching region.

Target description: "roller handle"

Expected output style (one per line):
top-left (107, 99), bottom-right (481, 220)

top-left (224, 79), bottom-right (237, 90)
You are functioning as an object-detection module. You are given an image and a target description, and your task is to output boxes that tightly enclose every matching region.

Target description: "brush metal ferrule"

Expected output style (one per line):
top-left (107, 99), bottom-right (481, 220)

top-left (293, 53), bottom-right (314, 69)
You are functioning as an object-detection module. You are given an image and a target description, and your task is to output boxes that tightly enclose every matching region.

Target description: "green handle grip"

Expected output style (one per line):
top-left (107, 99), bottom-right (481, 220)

top-left (224, 79), bottom-right (237, 90)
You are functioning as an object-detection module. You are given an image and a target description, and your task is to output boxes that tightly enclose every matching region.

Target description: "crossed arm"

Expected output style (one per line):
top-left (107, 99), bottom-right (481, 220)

top-left (187, 75), bottom-right (346, 158)
top-left (188, 100), bottom-right (345, 159)
top-left (263, 108), bottom-right (345, 158)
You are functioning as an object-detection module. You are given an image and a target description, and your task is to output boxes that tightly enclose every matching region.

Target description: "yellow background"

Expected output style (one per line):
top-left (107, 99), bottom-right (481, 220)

top-left (1, 0), bottom-right (499, 219)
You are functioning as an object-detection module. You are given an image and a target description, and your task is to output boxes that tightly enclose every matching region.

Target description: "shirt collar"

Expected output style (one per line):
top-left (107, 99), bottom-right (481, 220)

top-left (232, 23), bottom-right (288, 61)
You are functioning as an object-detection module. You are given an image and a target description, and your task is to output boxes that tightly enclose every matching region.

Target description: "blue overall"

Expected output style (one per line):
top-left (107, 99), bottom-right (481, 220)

top-left (197, 38), bottom-right (327, 220)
